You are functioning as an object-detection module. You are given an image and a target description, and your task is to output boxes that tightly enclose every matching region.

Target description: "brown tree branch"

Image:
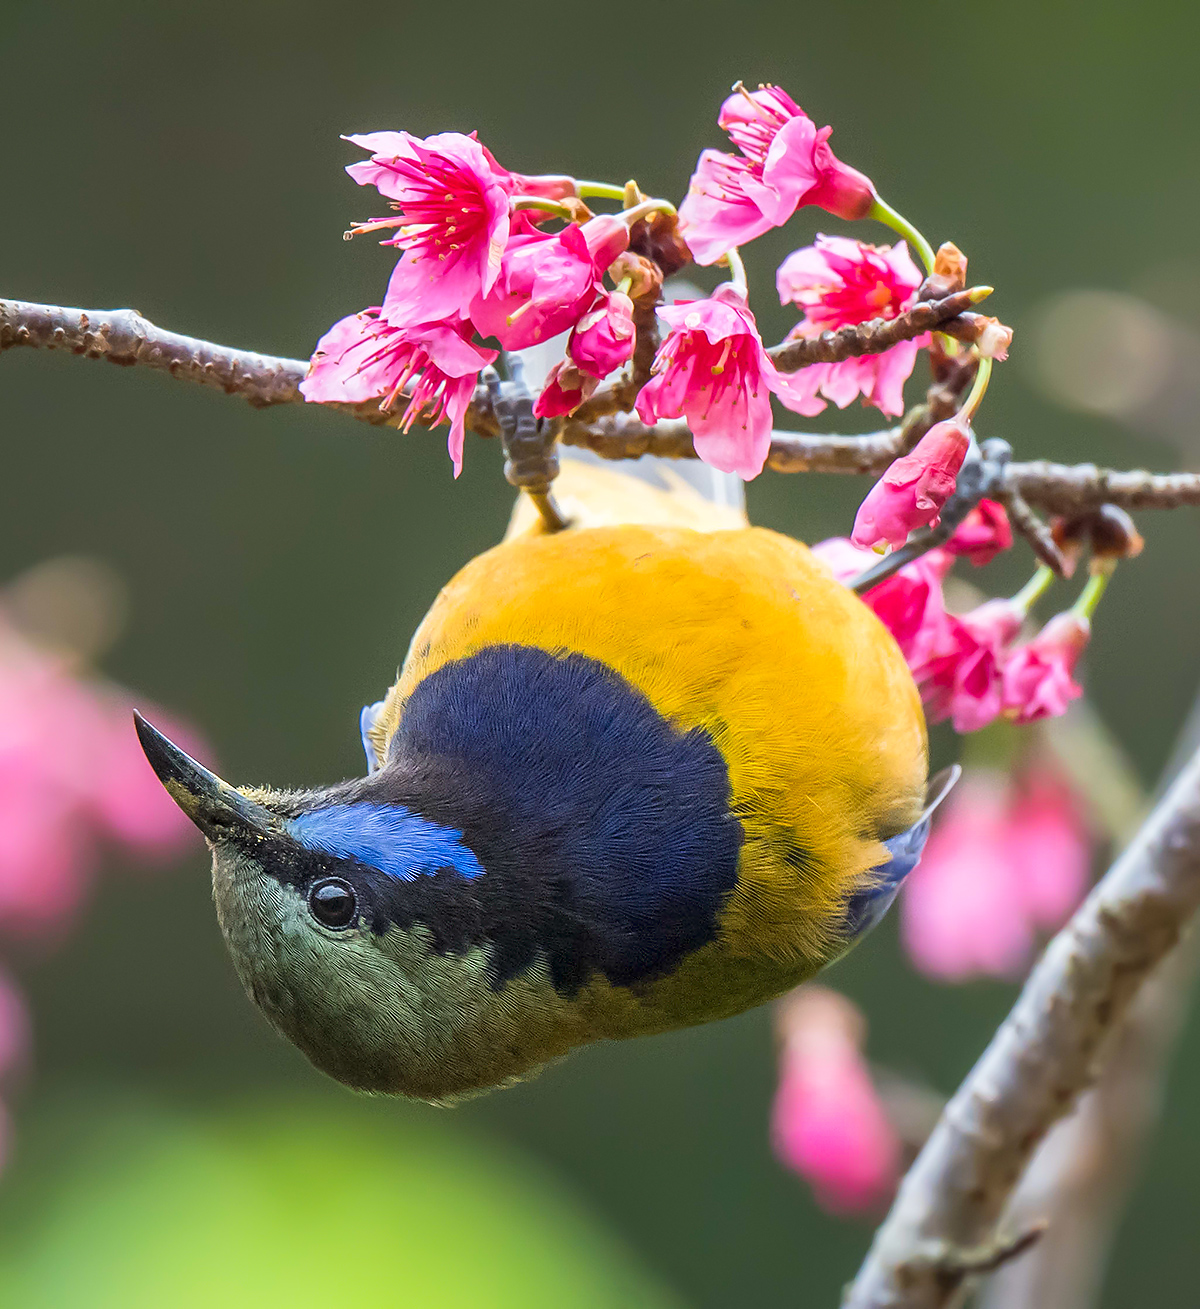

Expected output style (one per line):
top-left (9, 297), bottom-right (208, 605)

top-left (6, 297), bottom-right (1200, 521)
top-left (842, 740), bottom-right (1200, 1309)
top-left (766, 288), bottom-right (992, 373)
top-left (976, 706), bottom-right (1196, 1309)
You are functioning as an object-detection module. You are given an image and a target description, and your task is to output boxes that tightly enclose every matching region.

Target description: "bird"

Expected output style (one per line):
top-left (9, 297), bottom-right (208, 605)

top-left (136, 442), bottom-right (953, 1103)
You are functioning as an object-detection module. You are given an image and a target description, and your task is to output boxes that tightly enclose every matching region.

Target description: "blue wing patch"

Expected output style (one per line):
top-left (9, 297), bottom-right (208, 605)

top-left (843, 765), bottom-right (961, 940)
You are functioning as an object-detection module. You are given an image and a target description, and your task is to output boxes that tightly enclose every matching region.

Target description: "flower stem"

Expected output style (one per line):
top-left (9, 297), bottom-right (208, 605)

top-left (959, 356), bottom-right (993, 421)
top-left (577, 181), bottom-right (628, 202)
top-left (722, 247), bottom-right (748, 298)
top-left (867, 197), bottom-right (937, 274)
top-left (620, 198), bottom-right (677, 225)
top-left (511, 196), bottom-right (576, 220)
top-left (1010, 564), bottom-right (1056, 615)
top-left (1071, 567), bottom-right (1112, 620)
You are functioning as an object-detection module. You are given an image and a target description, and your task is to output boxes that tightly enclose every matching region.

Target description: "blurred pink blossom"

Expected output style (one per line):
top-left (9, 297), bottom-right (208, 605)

top-left (851, 418), bottom-right (971, 551)
top-left (679, 85), bottom-right (875, 265)
top-left (0, 615), bottom-right (203, 937)
top-left (300, 310), bottom-right (498, 476)
top-left (0, 592), bottom-right (204, 1180)
top-left (776, 236), bottom-right (927, 418)
top-left (901, 765), bottom-right (1090, 982)
top-left (771, 987), bottom-right (899, 1214)
top-left (0, 971), bottom-right (29, 1084)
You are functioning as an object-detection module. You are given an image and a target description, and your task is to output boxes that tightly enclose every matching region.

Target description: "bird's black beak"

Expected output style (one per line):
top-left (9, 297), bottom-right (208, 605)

top-left (134, 711), bottom-right (275, 843)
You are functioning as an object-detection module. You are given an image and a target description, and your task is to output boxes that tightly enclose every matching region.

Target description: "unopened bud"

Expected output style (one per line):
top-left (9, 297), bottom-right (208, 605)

top-left (1052, 505), bottom-right (1144, 568)
top-left (629, 209), bottom-right (693, 278)
top-left (976, 316), bottom-right (1014, 361)
top-left (919, 242), bottom-right (969, 300)
top-left (608, 252), bottom-right (663, 300)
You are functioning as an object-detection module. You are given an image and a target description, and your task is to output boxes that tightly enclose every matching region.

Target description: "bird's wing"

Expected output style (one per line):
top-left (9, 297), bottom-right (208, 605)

top-left (841, 765), bottom-right (962, 940)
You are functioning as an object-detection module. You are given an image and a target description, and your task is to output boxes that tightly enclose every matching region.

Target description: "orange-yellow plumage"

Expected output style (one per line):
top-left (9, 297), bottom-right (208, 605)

top-left (369, 459), bottom-right (927, 977)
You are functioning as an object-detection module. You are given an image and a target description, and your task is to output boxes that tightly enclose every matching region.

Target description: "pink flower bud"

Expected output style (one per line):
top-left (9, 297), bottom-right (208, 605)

top-left (851, 418), bottom-right (971, 550)
top-left (567, 291), bottom-right (635, 379)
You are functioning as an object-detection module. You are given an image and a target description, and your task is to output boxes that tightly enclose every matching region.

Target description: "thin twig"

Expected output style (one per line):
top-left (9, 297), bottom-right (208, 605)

top-left (843, 742), bottom-right (1200, 1309)
top-left (996, 484), bottom-right (1070, 575)
top-left (766, 288), bottom-right (989, 373)
top-left (6, 297), bottom-right (1200, 517)
top-left (0, 297), bottom-right (497, 433)
top-left (1008, 461), bottom-right (1200, 512)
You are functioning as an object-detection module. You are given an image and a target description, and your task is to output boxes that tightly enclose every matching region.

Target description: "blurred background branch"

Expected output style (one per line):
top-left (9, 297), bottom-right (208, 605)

top-left (845, 732), bottom-right (1200, 1308)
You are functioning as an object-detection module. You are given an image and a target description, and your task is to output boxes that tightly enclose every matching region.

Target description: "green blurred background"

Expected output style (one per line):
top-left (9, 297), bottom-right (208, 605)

top-left (3, 1), bottom-right (1200, 1303)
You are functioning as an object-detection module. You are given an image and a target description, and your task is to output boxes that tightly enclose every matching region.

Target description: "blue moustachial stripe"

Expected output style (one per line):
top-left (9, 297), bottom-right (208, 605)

top-left (288, 804), bottom-right (485, 882)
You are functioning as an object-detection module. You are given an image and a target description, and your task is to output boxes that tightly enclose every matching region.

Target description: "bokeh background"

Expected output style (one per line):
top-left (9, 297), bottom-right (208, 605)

top-left (4, 1), bottom-right (1200, 1303)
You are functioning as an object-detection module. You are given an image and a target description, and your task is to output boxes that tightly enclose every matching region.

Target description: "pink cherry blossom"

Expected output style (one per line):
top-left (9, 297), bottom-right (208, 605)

top-left (916, 598), bottom-right (1025, 734)
top-left (902, 765), bottom-right (1091, 982)
top-left (345, 131), bottom-right (512, 326)
top-left (533, 361), bottom-right (597, 419)
top-left (776, 236), bottom-right (928, 418)
top-left (300, 309), bottom-right (497, 475)
top-left (678, 85), bottom-right (876, 266)
top-left (945, 499), bottom-right (1013, 566)
top-left (469, 216), bottom-right (629, 352)
top-left (635, 284), bottom-right (797, 479)
top-left (1006, 767), bottom-right (1091, 926)
top-left (771, 987), bottom-right (899, 1214)
top-left (901, 771), bottom-right (1035, 980)
top-left (1002, 612), bottom-right (1089, 723)
top-left (568, 290), bottom-right (635, 379)
top-left (851, 418), bottom-right (971, 550)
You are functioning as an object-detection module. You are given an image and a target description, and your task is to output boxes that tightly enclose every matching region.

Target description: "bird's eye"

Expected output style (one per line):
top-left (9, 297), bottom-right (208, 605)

top-left (308, 878), bottom-right (357, 929)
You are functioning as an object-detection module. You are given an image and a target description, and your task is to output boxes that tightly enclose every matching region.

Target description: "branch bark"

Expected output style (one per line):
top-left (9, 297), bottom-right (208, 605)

top-left (6, 297), bottom-right (1200, 518)
top-left (765, 288), bottom-right (991, 373)
top-left (843, 742), bottom-right (1200, 1309)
